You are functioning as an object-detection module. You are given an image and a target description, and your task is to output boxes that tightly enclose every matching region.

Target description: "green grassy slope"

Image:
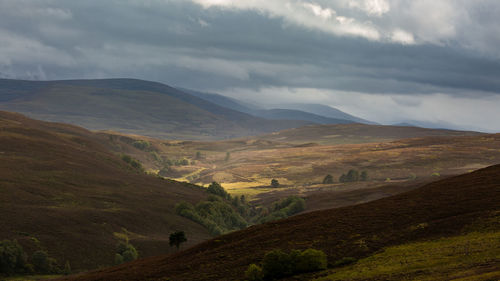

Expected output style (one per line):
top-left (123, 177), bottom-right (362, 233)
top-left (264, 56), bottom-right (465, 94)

top-left (315, 229), bottom-right (500, 281)
top-left (0, 111), bottom-right (211, 271)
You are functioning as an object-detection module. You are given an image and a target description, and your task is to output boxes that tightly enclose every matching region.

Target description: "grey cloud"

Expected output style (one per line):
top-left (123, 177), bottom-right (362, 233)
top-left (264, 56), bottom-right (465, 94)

top-left (0, 0), bottom-right (500, 131)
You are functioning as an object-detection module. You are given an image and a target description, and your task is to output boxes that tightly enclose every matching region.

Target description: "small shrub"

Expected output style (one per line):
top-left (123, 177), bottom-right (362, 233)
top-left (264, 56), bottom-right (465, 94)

top-left (63, 261), bottom-right (71, 275)
top-left (294, 248), bottom-right (327, 273)
top-left (121, 154), bottom-right (143, 171)
top-left (0, 239), bottom-right (27, 275)
top-left (115, 242), bottom-right (138, 264)
top-left (31, 250), bottom-right (50, 273)
top-left (258, 248), bottom-right (328, 279)
top-left (114, 253), bottom-right (124, 265)
top-left (121, 154), bottom-right (132, 163)
top-left (245, 264), bottom-right (263, 281)
top-left (262, 249), bottom-right (292, 279)
top-left (132, 140), bottom-right (151, 151)
top-left (431, 172), bottom-right (441, 177)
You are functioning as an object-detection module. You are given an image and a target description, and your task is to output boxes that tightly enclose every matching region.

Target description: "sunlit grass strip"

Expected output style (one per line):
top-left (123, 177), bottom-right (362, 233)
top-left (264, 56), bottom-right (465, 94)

top-left (316, 231), bottom-right (500, 281)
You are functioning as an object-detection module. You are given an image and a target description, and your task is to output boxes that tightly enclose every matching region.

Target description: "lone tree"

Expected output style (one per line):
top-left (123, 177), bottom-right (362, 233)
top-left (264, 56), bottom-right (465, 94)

top-left (271, 179), bottom-right (280, 188)
top-left (346, 169), bottom-right (359, 182)
top-left (322, 174), bottom-right (334, 184)
top-left (169, 231), bottom-right (187, 250)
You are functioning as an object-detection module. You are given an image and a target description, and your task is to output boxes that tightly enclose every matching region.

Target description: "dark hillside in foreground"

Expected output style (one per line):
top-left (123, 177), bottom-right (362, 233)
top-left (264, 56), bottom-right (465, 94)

top-left (0, 111), bottom-right (211, 270)
top-left (63, 164), bottom-right (500, 280)
top-left (0, 78), bottom-right (310, 140)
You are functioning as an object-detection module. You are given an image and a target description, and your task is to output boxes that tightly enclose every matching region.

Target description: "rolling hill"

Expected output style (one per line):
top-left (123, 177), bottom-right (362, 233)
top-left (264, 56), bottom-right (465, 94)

top-left (62, 164), bottom-right (500, 280)
top-left (0, 111), bottom-right (212, 271)
top-left (0, 78), bottom-right (310, 140)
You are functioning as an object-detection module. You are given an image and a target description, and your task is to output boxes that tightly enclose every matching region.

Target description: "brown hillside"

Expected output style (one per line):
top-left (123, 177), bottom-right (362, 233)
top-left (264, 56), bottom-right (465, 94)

top-left (64, 164), bottom-right (500, 280)
top-left (258, 123), bottom-right (482, 145)
top-left (0, 111), bottom-right (211, 270)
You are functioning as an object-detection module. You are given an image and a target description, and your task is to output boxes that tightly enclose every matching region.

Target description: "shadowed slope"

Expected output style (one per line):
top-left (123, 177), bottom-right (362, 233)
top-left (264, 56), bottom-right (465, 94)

top-left (64, 164), bottom-right (500, 280)
top-left (0, 111), bottom-right (211, 270)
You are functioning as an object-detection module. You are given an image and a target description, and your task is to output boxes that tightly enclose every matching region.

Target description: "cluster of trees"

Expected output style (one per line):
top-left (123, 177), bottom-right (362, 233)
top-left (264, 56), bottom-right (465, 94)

top-left (176, 196), bottom-right (248, 235)
top-left (245, 248), bottom-right (327, 280)
top-left (322, 170), bottom-right (369, 184)
top-left (0, 239), bottom-right (70, 276)
top-left (207, 182), bottom-right (230, 199)
top-left (339, 169), bottom-right (368, 183)
top-left (158, 157), bottom-right (192, 177)
top-left (258, 196), bottom-right (305, 223)
top-left (164, 158), bottom-right (190, 167)
top-left (176, 182), bottom-right (306, 236)
top-left (114, 242), bottom-right (138, 265)
top-left (176, 183), bottom-right (250, 236)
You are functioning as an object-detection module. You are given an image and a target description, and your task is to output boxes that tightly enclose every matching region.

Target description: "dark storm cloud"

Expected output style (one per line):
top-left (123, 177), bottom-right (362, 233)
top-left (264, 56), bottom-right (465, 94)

top-left (1, 0), bottom-right (500, 131)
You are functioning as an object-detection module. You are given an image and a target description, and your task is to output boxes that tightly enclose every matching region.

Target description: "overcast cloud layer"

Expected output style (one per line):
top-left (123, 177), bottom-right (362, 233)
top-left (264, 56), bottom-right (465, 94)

top-left (1, 0), bottom-right (500, 132)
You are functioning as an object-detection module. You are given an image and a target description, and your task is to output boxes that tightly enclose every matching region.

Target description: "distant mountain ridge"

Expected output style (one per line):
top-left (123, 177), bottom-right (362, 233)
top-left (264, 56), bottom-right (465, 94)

top-left (279, 103), bottom-right (376, 124)
top-left (252, 108), bottom-right (352, 124)
top-left (181, 87), bottom-right (371, 125)
top-left (0, 78), bottom-right (311, 140)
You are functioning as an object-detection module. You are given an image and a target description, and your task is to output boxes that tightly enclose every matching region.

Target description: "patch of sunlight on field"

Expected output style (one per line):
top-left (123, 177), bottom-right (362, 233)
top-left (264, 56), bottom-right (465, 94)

top-left (223, 181), bottom-right (262, 189)
top-left (316, 231), bottom-right (500, 281)
top-left (226, 187), bottom-right (285, 199)
top-left (223, 177), bottom-right (294, 189)
top-left (168, 177), bottom-right (189, 183)
top-left (222, 180), bottom-right (277, 198)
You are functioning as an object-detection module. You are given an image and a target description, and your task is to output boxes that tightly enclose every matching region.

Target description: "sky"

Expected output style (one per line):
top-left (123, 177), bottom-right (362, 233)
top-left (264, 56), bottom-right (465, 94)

top-left (1, 0), bottom-right (500, 132)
